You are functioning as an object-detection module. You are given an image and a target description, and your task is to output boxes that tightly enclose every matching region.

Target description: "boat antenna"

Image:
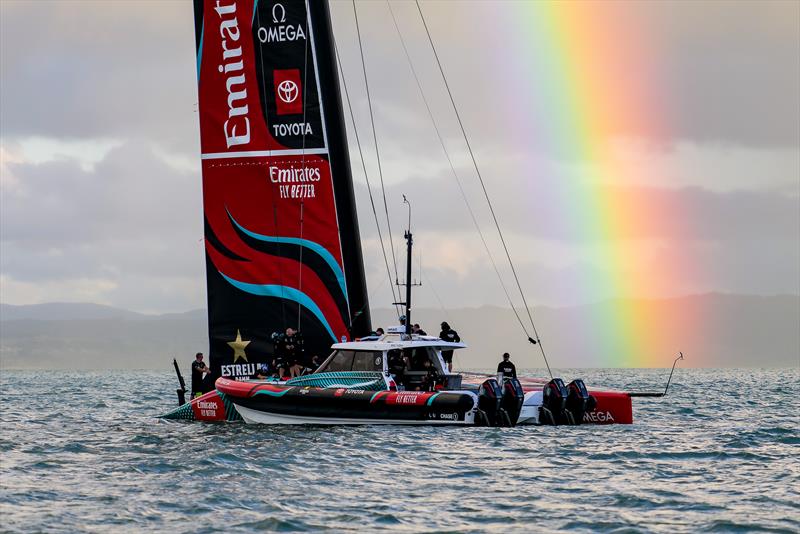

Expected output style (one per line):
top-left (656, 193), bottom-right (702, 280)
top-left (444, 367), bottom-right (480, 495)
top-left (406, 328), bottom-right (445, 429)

top-left (395, 195), bottom-right (420, 336)
top-left (404, 194), bottom-right (412, 233)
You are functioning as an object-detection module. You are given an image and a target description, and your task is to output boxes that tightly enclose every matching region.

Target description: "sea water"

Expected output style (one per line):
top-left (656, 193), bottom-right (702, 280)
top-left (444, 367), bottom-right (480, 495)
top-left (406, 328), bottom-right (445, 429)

top-left (0, 368), bottom-right (798, 533)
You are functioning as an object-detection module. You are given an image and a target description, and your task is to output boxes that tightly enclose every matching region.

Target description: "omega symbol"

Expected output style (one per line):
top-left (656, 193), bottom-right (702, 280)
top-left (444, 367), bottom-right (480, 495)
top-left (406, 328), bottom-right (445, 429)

top-left (272, 3), bottom-right (286, 23)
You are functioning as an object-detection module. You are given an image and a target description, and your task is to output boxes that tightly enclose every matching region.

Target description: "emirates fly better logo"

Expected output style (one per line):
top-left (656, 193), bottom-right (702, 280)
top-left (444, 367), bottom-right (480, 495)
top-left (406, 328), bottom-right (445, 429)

top-left (273, 69), bottom-right (303, 115)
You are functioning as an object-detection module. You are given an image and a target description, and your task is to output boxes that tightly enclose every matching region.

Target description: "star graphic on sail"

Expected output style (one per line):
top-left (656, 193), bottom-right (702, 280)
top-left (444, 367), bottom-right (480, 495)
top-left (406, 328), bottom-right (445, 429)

top-left (227, 329), bottom-right (251, 363)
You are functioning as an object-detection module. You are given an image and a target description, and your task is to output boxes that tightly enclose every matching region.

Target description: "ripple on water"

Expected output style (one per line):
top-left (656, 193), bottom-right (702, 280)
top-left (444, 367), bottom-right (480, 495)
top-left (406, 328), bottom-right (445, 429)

top-left (0, 368), bottom-right (798, 533)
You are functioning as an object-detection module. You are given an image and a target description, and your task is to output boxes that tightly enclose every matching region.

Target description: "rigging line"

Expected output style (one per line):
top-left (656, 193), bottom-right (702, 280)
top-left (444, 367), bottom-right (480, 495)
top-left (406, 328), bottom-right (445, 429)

top-left (415, 0), bottom-right (553, 377)
top-left (388, 0), bottom-right (532, 342)
top-left (334, 39), bottom-right (402, 318)
top-left (255, 5), bottom-right (287, 328)
top-left (297, 201), bottom-right (305, 331)
top-left (420, 267), bottom-right (450, 324)
top-left (352, 0), bottom-right (401, 288)
top-left (297, 11), bottom-right (311, 332)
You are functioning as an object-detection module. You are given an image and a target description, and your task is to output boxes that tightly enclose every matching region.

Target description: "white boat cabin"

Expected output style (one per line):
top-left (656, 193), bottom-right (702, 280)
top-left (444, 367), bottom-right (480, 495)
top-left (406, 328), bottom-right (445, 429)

top-left (314, 333), bottom-right (467, 390)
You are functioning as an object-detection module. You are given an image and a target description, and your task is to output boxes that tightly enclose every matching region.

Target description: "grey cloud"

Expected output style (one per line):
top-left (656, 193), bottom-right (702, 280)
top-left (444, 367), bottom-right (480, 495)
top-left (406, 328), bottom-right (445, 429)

top-left (3, 0), bottom-right (796, 152)
top-left (2, 141), bottom-right (202, 246)
top-left (1, 141), bottom-right (205, 307)
top-left (1, 1), bottom-right (798, 314)
top-left (0, 0), bottom-right (198, 152)
top-left (645, 0), bottom-right (800, 147)
top-left (353, 169), bottom-right (800, 244)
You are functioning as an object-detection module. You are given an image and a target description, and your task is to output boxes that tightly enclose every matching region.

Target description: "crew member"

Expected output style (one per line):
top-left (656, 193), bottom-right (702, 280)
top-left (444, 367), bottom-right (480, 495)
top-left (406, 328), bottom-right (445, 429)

top-left (271, 331), bottom-right (288, 378)
top-left (497, 352), bottom-right (517, 379)
top-left (419, 359), bottom-right (439, 392)
top-left (280, 327), bottom-right (304, 378)
top-left (439, 321), bottom-right (460, 372)
top-left (412, 324), bottom-right (427, 336)
top-left (251, 363), bottom-right (270, 380)
top-left (387, 349), bottom-right (406, 388)
top-left (387, 315), bottom-right (407, 334)
top-left (191, 352), bottom-right (209, 398)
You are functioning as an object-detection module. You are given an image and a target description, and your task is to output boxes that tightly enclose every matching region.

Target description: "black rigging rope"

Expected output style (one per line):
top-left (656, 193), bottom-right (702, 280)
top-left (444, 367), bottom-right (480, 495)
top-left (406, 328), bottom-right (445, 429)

top-left (352, 0), bottom-right (402, 291)
top-left (387, 0), bottom-right (529, 343)
top-left (334, 39), bottom-right (402, 318)
top-left (414, 0), bottom-right (553, 378)
top-left (296, 8), bottom-right (312, 331)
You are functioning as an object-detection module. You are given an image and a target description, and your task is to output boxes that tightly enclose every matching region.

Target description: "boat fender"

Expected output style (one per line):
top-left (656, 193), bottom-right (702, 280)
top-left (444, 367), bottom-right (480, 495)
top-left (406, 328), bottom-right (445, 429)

top-left (565, 379), bottom-right (595, 425)
top-left (539, 378), bottom-right (569, 425)
top-left (478, 378), bottom-right (504, 427)
top-left (500, 378), bottom-right (524, 427)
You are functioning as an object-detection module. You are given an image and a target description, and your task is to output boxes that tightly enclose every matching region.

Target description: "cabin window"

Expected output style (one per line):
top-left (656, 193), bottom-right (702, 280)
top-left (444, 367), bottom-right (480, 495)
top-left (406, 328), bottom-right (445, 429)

top-left (318, 350), bottom-right (383, 373)
top-left (352, 352), bottom-right (383, 371)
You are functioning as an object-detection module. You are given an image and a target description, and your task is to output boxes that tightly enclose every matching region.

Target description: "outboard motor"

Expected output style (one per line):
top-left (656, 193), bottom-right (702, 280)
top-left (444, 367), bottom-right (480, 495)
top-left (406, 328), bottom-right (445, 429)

top-left (501, 378), bottom-right (524, 427)
top-left (478, 378), bottom-right (505, 427)
top-left (539, 378), bottom-right (568, 425)
top-left (565, 379), bottom-right (597, 425)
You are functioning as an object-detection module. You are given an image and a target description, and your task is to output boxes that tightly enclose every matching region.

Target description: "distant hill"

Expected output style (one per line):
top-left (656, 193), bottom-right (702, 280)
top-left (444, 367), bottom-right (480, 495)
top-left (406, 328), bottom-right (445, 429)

top-left (0, 302), bottom-right (206, 321)
top-left (0, 295), bottom-right (797, 370)
top-left (0, 302), bottom-right (145, 321)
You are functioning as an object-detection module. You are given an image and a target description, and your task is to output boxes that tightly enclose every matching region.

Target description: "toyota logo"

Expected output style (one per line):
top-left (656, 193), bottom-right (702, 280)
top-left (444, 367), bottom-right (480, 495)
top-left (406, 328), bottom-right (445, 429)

top-left (277, 80), bottom-right (298, 104)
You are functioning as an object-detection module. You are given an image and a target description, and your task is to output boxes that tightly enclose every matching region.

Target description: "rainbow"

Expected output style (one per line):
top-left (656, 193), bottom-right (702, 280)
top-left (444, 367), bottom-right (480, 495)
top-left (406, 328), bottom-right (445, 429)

top-left (497, 2), bottom-right (700, 367)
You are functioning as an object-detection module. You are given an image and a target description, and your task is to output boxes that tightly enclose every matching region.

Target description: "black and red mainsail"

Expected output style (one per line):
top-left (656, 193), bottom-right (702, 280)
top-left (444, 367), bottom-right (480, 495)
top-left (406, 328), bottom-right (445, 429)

top-left (193, 0), bottom-right (370, 380)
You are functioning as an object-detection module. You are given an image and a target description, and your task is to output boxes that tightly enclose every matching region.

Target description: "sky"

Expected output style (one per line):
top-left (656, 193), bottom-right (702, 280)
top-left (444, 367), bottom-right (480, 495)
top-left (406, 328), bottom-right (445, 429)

top-left (1, 0), bottom-right (798, 316)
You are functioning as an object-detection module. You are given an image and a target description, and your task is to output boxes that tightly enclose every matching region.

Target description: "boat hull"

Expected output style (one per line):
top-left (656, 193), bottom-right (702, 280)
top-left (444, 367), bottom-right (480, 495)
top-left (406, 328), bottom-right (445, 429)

top-left (216, 378), bottom-right (477, 425)
top-left (160, 377), bottom-right (633, 425)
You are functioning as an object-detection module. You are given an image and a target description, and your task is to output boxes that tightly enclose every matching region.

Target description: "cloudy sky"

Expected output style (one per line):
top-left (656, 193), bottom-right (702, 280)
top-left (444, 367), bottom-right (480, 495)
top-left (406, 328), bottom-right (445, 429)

top-left (1, 0), bottom-right (798, 314)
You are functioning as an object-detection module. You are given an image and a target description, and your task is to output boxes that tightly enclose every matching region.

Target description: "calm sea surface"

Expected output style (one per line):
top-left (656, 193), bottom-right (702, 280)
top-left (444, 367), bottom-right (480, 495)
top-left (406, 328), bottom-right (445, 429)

top-left (1, 368), bottom-right (798, 533)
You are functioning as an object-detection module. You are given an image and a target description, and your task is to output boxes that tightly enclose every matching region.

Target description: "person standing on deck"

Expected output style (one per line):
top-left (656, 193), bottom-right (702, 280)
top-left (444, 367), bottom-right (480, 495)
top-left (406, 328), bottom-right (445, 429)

top-left (191, 352), bottom-right (209, 398)
top-left (439, 322), bottom-right (460, 372)
top-left (497, 352), bottom-right (516, 379)
top-left (282, 327), bottom-right (304, 377)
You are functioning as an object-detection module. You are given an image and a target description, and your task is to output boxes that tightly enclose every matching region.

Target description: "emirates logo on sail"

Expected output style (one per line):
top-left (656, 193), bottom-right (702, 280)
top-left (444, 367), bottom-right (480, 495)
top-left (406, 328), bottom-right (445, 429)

top-left (273, 69), bottom-right (303, 115)
top-left (215, 0), bottom-right (251, 148)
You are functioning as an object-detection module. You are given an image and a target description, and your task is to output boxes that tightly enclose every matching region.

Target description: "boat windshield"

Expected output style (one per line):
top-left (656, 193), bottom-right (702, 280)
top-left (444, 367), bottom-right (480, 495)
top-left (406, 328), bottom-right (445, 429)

top-left (317, 350), bottom-right (384, 373)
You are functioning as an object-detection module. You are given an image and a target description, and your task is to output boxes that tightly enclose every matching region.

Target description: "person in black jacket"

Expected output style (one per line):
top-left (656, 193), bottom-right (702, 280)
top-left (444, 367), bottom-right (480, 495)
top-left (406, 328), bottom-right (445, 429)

top-left (191, 352), bottom-right (209, 398)
top-left (439, 322), bottom-right (460, 372)
top-left (497, 352), bottom-right (516, 379)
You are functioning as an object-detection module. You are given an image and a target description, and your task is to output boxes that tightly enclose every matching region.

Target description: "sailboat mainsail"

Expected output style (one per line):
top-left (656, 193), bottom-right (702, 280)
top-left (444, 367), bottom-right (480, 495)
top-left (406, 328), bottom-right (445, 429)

top-left (194, 0), bottom-right (370, 380)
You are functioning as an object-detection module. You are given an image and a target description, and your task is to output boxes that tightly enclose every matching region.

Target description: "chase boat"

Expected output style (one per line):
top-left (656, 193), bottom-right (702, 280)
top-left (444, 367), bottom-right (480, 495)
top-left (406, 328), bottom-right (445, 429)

top-left (163, 332), bottom-right (633, 426)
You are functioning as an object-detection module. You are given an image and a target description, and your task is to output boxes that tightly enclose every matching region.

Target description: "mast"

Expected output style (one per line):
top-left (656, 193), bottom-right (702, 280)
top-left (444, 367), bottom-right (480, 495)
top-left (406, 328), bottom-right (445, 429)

top-left (404, 229), bottom-right (413, 336)
top-left (399, 196), bottom-right (417, 336)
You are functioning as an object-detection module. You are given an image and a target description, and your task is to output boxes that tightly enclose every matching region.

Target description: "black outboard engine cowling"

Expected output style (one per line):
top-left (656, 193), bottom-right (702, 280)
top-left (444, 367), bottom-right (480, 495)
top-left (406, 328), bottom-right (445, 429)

top-left (478, 378), bottom-right (504, 427)
top-left (565, 379), bottom-right (596, 425)
top-left (540, 378), bottom-right (568, 425)
top-left (501, 378), bottom-right (524, 427)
